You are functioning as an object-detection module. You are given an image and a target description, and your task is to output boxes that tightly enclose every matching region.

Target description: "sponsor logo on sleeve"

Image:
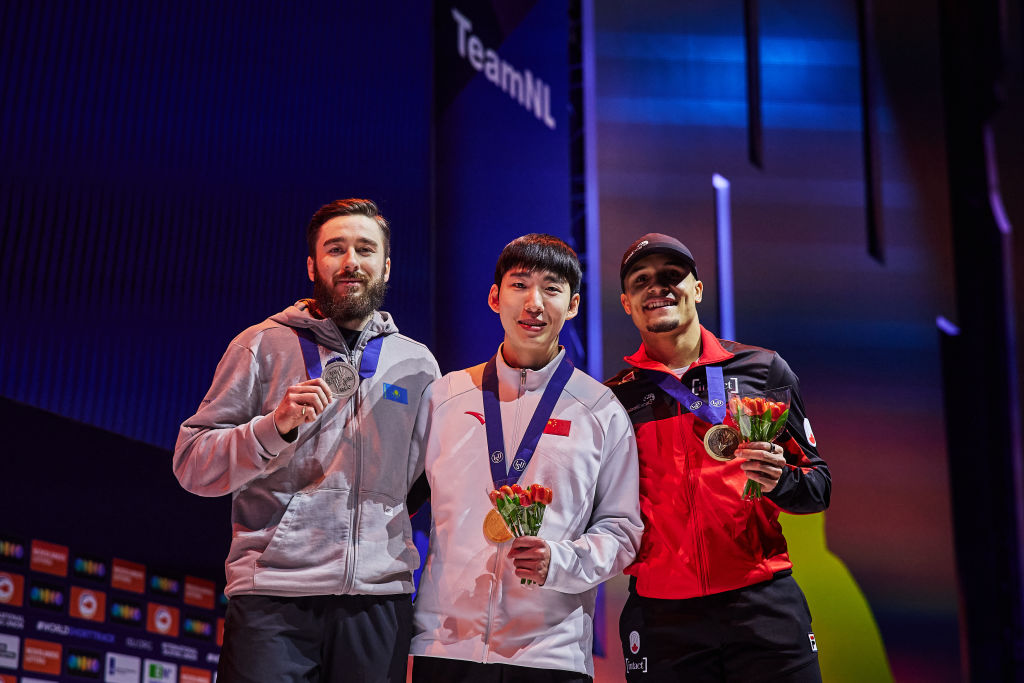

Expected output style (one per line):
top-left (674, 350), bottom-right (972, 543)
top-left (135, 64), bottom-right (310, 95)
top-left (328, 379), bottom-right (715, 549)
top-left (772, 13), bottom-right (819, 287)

top-left (808, 632), bottom-right (818, 652)
top-left (803, 418), bottom-right (817, 447)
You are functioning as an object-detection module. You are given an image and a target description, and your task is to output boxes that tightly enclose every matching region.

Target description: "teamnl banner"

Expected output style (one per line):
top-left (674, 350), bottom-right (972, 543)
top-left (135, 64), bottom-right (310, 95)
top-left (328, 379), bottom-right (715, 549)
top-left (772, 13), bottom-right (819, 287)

top-left (0, 535), bottom-right (223, 682)
top-left (432, 0), bottom-right (572, 374)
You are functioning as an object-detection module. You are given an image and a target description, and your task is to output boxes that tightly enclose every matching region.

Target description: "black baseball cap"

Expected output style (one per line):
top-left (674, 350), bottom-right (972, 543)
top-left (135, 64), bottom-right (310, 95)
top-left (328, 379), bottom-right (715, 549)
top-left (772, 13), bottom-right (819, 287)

top-left (619, 233), bottom-right (698, 291)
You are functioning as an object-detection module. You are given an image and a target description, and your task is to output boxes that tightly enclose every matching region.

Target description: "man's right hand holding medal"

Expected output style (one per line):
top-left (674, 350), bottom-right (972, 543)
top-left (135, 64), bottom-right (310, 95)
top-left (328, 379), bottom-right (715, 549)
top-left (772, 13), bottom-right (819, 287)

top-left (273, 378), bottom-right (334, 435)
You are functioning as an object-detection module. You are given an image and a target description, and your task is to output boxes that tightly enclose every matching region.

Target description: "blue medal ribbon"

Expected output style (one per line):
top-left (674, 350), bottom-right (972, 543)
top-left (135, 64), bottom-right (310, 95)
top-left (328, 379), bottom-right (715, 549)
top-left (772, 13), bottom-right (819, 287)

top-left (295, 330), bottom-right (384, 384)
top-left (643, 365), bottom-right (727, 424)
top-left (482, 353), bottom-right (574, 490)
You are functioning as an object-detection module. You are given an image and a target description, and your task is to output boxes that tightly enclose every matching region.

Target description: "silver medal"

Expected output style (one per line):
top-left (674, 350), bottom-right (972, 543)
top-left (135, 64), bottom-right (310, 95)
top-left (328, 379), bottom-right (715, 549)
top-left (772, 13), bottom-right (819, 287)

top-left (322, 361), bottom-right (359, 399)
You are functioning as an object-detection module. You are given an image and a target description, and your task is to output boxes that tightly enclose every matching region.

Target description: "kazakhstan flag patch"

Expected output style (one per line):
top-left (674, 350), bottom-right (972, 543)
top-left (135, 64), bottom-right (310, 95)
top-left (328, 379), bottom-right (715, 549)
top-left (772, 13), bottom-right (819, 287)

top-left (383, 383), bottom-right (409, 405)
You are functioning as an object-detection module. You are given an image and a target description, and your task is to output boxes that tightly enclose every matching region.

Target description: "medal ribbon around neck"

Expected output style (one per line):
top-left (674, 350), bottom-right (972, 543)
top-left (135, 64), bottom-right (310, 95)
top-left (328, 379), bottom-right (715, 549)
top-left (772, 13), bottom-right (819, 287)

top-left (482, 353), bottom-right (574, 489)
top-left (295, 330), bottom-right (384, 383)
top-left (643, 365), bottom-right (727, 424)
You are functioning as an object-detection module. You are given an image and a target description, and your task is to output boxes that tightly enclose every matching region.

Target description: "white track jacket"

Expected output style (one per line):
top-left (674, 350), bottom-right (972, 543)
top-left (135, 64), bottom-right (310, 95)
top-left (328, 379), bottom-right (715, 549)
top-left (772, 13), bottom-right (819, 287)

top-left (411, 347), bottom-right (642, 676)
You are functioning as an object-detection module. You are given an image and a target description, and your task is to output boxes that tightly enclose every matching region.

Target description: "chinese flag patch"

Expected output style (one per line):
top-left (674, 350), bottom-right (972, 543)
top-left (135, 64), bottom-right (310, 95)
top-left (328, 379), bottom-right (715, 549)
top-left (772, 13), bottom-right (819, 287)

top-left (543, 419), bottom-right (571, 436)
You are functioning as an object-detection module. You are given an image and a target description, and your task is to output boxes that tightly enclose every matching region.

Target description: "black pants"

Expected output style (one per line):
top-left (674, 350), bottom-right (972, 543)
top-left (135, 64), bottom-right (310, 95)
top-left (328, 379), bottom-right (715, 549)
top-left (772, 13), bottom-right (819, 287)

top-left (217, 593), bottom-right (412, 683)
top-left (412, 656), bottom-right (592, 683)
top-left (619, 575), bottom-right (821, 683)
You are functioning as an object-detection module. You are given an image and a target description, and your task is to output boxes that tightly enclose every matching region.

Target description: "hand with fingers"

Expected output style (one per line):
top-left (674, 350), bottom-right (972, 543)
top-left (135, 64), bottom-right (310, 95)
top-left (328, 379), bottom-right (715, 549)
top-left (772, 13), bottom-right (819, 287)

top-left (736, 441), bottom-right (787, 493)
top-left (507, 536), bottom-right (551, 586)
top-left (273, 378), bottom-right (334, 435)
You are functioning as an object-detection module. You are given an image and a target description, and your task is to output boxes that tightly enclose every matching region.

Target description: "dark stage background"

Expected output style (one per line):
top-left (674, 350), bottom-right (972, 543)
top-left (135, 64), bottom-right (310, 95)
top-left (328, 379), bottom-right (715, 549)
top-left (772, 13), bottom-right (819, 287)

top-left (2, 1), bottom-right (1023, 681)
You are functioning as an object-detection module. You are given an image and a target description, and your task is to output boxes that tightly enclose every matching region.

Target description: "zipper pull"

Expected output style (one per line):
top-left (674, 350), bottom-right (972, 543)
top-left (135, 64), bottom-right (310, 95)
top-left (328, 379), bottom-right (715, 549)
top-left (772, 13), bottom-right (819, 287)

top-left (520, 368), bottom-right (527, 394)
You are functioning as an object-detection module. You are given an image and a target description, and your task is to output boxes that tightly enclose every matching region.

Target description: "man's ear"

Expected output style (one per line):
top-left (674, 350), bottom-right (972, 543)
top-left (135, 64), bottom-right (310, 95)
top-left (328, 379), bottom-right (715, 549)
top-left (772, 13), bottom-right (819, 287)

top-left (620, 292), bottom-right (632, 315)
top-left (307, 256), bottom-right (315, 282)
top-left (565, 293), bottom-right (581, 320)
top-left (383, 257), bottom-right (391, 283)
top-left (694, 279), bottom-right (703, 303)
top-left (488, 284), bottom-right (501, 313)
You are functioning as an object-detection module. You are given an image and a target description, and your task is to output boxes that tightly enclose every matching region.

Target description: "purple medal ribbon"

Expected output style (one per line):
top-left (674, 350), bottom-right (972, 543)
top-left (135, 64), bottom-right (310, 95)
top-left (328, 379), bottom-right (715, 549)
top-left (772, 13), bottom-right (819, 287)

top-left (643, 365), bottom-right (727, 424)
top-left (295, 330), bottom-right (384, 382)
top-left (482, 354), bottom-right (574, 489)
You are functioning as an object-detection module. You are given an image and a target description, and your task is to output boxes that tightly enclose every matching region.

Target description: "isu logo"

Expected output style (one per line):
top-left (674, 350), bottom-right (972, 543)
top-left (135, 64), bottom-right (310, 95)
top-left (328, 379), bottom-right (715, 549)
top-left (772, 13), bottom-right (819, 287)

top-left (154, 607), bottom-right (173, 634)
top-left (629, 630), bottom-right (640, 654)
top-left (490, 451), bottom-right (503, 463)
top-left (77, 592), bottom-right (98, 619)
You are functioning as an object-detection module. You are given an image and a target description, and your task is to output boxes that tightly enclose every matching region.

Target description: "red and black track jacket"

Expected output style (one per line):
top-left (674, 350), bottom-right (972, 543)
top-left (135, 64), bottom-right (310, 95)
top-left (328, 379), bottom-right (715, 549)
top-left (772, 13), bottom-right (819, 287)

top-left (606, 326), bottom-right (830, 600)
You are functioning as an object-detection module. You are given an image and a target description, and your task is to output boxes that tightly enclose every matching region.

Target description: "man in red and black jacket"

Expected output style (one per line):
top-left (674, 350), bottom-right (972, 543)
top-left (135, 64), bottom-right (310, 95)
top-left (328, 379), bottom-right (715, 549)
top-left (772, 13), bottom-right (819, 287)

top-left (607, 233), bottom-right (830, 682)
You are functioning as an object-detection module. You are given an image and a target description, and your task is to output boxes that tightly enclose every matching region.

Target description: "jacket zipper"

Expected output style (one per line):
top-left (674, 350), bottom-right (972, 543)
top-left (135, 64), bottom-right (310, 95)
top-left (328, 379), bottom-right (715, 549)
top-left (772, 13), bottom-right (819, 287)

top-left (341, 329), bottom-right (368, 594)
top-left (482, 543), bottom-right (507, 661)
top-left (483, 367), bottom-right (527, 659)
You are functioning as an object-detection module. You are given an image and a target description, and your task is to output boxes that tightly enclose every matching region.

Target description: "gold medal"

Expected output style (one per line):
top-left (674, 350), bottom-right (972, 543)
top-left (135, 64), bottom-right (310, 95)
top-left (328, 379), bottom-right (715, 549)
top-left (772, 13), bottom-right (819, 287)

top-left (483, 509), bottom-right (513, 543)
top-left (704, 424), bottom-right (741, 462)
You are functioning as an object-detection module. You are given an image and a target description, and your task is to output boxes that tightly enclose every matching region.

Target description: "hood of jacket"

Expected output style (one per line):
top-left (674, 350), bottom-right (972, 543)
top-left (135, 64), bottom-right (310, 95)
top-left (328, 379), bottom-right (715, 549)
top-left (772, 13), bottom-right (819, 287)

top-left (268, 299), bottom-right (398, 352)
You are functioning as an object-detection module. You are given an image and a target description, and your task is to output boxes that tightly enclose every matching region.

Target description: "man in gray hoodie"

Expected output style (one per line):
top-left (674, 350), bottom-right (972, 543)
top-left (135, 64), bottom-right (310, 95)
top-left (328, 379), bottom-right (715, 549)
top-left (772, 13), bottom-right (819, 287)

top-left (174, 198), bottom-right (440, 683)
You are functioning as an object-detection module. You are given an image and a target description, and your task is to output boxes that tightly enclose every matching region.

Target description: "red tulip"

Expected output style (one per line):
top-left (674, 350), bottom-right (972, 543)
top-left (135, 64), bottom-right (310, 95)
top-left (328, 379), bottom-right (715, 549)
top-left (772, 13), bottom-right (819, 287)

top-left (511, 484), bottom-right (524, 495)
top-left (519, 493), bottom-right (530, 506)
top-left (489, 490), bottom-right (500, 506)
top-left (499, 485), bottom-right (514, 498)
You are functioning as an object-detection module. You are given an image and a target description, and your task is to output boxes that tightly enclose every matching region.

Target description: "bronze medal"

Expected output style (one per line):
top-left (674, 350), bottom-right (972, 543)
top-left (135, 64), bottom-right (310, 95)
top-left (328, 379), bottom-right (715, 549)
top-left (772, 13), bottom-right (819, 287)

top-left (704, 424), bottom-right (741, 462)
top-left (483, 509), bottom-right (513, 543)
top-left (322, 361), bottom-right (358, 399)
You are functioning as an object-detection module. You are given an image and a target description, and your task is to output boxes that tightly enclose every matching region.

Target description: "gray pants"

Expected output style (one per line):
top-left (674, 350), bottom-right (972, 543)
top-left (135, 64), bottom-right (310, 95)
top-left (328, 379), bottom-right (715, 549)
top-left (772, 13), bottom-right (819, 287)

top-left (217, 593), bottom-right (412, 683)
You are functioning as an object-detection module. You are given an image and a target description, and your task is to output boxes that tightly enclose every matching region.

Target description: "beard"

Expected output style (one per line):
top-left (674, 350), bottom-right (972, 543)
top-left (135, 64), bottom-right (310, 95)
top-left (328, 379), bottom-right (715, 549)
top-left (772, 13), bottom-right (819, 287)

top-left (312, 270), bottom-right (388, 326)
top-left (646, 319), bottom-right (680, 333)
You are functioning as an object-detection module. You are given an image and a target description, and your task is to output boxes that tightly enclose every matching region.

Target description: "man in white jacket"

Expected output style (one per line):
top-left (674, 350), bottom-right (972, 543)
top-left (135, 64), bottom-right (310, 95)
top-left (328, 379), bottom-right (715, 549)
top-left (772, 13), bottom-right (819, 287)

top-left (410, 234), bottom-right (643, 682)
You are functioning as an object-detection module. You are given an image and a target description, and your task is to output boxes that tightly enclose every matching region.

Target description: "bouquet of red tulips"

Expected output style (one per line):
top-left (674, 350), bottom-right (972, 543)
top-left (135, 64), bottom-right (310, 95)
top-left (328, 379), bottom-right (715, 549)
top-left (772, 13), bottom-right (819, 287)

top-left (488, 483), bottom-right (554, 584)
top-left (726, 388), bottom-right (791, 500)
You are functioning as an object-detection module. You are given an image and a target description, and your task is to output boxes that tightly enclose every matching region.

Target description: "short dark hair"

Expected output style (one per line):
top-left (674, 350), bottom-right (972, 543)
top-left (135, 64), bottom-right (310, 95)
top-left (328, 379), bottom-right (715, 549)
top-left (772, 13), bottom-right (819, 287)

top-left (493, 234), bottom-right (582, 296)
top-left (306, 198), bottom-right (390, 258)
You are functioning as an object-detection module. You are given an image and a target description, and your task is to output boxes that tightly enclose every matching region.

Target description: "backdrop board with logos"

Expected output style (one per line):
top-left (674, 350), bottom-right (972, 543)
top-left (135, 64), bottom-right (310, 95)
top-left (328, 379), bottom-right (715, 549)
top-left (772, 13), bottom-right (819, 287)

top-left (0, 537), bottom-right (223, 683)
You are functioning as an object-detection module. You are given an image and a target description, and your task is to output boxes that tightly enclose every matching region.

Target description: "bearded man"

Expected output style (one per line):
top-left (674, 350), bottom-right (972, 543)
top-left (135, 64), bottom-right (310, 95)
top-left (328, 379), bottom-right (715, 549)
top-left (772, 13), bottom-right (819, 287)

top-left (174, 198), bottom-right (440, 683)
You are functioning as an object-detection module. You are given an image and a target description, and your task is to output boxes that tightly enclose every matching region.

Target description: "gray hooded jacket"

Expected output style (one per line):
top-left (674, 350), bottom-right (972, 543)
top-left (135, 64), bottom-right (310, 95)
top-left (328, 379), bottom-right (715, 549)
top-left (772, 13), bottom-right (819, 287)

top-left (173, 301), bottom-right (440, 597)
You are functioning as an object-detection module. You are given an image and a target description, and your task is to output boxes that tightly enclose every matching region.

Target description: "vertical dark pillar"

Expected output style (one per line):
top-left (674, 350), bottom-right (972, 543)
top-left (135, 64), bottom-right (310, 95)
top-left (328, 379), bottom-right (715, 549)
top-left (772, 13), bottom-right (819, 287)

top-left (856, 0), bottom-right (885, 264)
top-left (937, 0), bottom-right (1024, 679)
top-left (743, 0), bottom-right (763, 169)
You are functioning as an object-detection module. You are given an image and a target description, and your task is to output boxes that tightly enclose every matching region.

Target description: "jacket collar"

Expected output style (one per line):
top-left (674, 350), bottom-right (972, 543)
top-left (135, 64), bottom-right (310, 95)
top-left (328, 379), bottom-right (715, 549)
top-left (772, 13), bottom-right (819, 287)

top-left (623, 325), bottom-right (733, 376)
top-left (495, 344), bottom-right (568, 392)
top-left (269, 299), bottom-right (397, 353)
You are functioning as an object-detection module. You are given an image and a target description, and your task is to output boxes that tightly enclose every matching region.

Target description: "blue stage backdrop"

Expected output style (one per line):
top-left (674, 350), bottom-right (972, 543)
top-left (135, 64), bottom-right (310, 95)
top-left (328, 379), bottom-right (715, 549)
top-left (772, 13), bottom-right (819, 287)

top-left (0, 0), bottom-right (435, 450)
top-left (432, 0), bottom-right (575, 374)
